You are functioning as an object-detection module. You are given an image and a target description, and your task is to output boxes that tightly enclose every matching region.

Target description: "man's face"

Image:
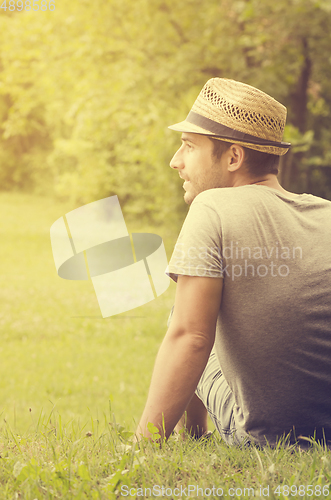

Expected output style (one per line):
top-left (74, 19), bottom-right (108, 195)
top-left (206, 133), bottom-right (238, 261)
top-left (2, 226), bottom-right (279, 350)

top-left (170, 132), bottom-right (230, 205)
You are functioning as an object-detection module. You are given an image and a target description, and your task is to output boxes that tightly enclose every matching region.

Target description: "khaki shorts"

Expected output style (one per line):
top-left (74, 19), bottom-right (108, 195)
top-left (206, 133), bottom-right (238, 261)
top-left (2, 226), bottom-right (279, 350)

top-left (195, 349), bottom-right (250, 445)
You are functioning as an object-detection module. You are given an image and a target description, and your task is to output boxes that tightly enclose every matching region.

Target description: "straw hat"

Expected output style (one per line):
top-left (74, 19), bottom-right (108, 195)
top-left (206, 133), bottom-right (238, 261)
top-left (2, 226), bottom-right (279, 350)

top-left (169, 78), bottom-right (291, 156)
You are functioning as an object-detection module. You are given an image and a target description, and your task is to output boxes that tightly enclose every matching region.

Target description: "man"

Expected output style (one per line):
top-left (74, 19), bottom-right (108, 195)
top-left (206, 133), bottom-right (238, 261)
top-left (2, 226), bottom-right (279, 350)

top-left (136, 78), bottom-right (331, 446)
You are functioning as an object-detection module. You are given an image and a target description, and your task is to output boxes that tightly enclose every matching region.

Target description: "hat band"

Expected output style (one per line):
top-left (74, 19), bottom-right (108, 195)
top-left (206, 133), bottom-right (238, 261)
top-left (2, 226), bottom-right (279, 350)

top-left (187, 111), bottom-right (291, 149)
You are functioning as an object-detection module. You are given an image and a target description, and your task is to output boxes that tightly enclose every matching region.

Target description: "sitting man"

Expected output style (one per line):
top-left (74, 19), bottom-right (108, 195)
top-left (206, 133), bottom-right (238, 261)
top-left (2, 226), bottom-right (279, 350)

top-left (136, 78), bottom-right (331, 446)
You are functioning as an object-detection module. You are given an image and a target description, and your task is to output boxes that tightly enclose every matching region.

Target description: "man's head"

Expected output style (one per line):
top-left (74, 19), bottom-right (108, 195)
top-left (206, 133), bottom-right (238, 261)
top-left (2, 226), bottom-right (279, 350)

top-left (169, 78), bottom-right (290, 204)
top-left (209, 137), bottom-right (280, 177)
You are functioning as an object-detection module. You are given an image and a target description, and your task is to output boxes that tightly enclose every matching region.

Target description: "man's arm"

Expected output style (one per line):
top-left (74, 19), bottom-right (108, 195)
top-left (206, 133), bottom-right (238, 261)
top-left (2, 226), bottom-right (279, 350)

top-left (136, 274), bottom-right (223, 439)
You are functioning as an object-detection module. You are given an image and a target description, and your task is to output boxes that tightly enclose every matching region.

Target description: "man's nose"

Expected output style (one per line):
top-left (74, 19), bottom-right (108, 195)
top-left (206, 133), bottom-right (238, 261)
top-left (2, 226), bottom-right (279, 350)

top-left (170, 146), bottom-right (184, 170)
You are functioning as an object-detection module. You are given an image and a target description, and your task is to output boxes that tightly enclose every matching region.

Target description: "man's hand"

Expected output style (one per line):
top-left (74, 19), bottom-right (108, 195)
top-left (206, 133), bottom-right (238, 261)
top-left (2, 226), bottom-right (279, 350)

top-left (136, 274), bottom-right (223, 440)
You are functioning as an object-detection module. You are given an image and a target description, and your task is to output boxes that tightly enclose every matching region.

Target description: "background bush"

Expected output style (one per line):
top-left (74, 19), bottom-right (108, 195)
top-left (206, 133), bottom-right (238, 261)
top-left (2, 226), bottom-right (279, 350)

top-left (1, 0), bottom-right (331, 222)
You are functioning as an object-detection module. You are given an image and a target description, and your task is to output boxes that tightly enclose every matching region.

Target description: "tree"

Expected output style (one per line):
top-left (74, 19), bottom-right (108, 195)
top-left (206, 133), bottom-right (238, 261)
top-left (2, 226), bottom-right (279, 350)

top-left (1, 0), bottom-right (331, 222)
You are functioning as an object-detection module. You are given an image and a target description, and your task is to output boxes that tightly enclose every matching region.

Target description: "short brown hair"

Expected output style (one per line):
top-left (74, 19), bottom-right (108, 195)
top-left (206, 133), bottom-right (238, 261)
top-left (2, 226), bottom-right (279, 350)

top-left (209, 138), bottom-right (280, 176)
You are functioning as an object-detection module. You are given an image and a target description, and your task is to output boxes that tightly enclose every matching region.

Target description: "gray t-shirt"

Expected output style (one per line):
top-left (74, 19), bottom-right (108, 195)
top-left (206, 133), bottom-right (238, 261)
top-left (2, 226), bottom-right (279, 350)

top-left (167, 185), bottom-right (331, 445)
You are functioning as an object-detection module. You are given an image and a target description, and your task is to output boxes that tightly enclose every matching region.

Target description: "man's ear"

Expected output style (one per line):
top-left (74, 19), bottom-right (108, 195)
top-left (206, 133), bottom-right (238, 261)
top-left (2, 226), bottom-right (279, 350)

top-left (226, 144), bottom-right (245, 172)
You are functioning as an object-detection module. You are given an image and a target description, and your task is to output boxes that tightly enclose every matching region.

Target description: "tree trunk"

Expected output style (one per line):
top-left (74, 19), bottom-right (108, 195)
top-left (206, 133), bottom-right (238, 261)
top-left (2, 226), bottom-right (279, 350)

top-left (285, 37), bottom-right (312, 191)
top-left (290, 37), bottom-right (312, 134)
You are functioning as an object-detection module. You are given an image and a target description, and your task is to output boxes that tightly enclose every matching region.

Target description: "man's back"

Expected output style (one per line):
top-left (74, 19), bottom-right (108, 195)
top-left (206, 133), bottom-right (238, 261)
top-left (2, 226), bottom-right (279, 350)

top-left (168, 185), bottom-right (331, 444)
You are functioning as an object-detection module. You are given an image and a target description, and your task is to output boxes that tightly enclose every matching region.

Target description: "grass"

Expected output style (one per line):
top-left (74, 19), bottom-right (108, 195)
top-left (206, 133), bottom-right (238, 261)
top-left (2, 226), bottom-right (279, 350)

top-left (0, 191), bottom-right (331, 499)
top-left (1, 414), bottom-right (331, 499)
top-left (0, 191), bottom-right (177, 431)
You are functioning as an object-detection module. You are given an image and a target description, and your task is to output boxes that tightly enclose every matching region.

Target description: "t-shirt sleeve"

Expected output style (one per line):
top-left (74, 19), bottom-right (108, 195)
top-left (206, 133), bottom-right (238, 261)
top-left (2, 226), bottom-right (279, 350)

top-left (166, 199), bottom-right (223, 283)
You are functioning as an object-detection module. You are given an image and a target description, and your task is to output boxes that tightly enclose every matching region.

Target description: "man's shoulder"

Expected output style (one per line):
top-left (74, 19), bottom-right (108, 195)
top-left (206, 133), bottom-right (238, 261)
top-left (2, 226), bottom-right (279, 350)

top-left (193, 185), bottom-right (331, 211)
top-left (192, 185), bottom-right (270, 210)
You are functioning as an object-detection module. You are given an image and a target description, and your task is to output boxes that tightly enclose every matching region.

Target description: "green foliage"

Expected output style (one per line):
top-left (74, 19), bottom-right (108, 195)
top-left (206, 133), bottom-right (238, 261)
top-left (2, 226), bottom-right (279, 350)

top-left (146, 422), bottom-right (161, 441)
top-left (0, 0), bottom-right (331, 221)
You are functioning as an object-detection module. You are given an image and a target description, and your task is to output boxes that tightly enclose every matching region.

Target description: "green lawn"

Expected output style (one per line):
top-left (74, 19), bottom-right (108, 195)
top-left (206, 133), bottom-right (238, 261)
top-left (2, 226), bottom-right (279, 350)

top-left (0, 192), bottom-right (330, 499)
top-left (0, 192), bottom-right (178, 433)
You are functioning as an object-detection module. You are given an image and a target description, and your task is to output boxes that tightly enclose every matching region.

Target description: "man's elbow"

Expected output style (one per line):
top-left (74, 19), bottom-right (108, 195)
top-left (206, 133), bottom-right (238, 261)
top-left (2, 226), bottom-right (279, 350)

top-left (167, 325), bottom-right (215, 351)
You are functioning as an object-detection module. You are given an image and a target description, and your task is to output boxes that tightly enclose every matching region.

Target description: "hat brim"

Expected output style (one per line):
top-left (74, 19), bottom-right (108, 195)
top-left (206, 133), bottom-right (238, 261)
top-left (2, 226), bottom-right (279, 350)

top-left (168, 120), bottom-right (290, 156)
